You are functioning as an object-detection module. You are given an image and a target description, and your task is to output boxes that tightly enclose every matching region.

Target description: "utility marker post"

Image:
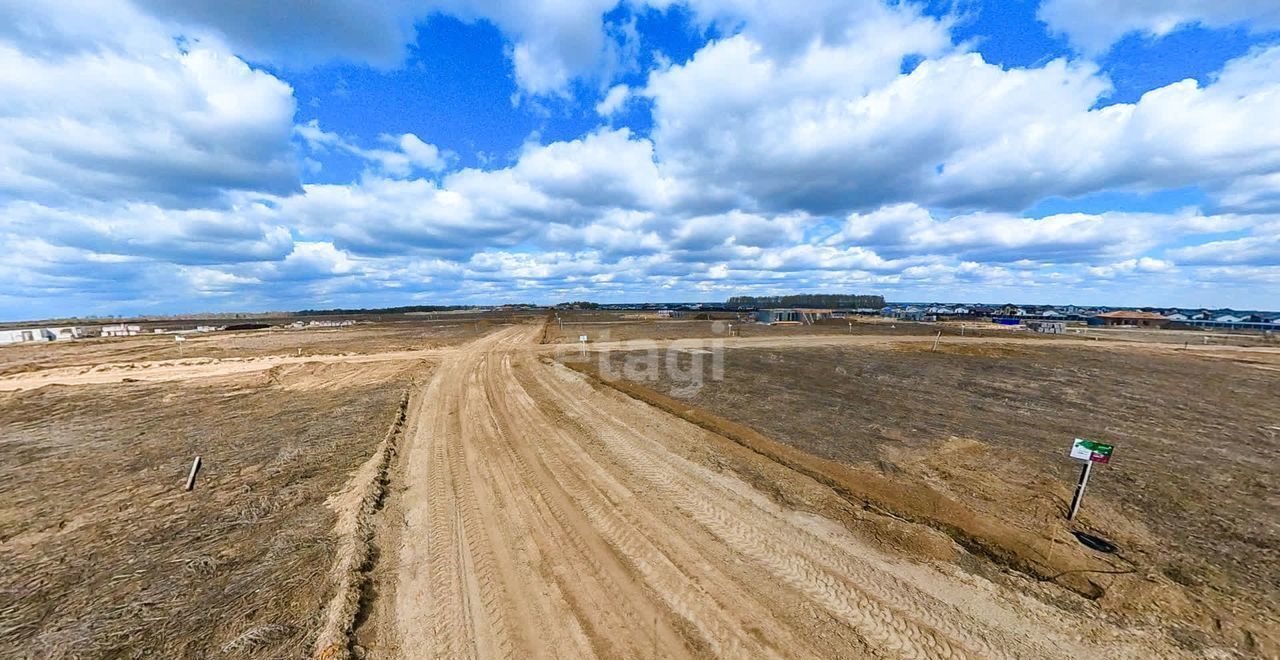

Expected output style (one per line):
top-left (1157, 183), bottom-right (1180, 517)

top-left (579, 334), bottom-right (588, 357)
top-left (1067, 438), bottom-right (1114, 520)
top-left (185, 456), bottom-right (202, 491)
top-left (848, 321), bottom-right (852, 334)
top-left (931, 330), bottom-right (942, 352)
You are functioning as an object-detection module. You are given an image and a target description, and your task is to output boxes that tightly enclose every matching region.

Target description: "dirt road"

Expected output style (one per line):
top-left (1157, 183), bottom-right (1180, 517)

top-left (369, 325), bottom-right (1176, 658)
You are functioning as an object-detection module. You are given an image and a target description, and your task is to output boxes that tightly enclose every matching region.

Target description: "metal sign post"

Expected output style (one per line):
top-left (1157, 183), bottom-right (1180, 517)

top-left (1068, 461), bottom-right (1092, 521)
top-left (1067, 438), bottom-right (1114, 520)
top-left (579, 334), bottom-right (588, 357)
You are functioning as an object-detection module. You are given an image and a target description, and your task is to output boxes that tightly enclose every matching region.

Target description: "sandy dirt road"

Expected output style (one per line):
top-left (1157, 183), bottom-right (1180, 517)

top-left (375, 325), bottom-right (1177, 658)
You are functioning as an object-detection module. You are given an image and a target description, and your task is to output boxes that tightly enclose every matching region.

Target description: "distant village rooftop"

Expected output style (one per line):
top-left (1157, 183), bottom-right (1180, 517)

top-left (1094, 311), bottom-right (1168, 320)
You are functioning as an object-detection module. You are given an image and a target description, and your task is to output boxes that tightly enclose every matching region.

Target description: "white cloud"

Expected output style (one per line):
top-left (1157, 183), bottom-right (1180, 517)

top-left (931, 45), bottom-right (1280, 210)
top-left (645, 30), bottom-right (1280, 214)
top-left (596, 83), bottom-right (631, 116)
top-left (0, 199), bottom-right (293, 264)
top-left (1168, 218), bottom-right (1280, 266)
top-left (1039, 0), bottom-right (1280, 54)
top-left (1086, 257), bottom-right (1176, 278)
top-left (124, 0), bottom-right (637, 95)
top-left (826, 203), bottom-right (1255, 264)
top-left (132, 0), bottom-right (423, 68)
top-left (0, 14), bottom-right (299, 206)
top-left (297, 121), bottom-right (447, 177)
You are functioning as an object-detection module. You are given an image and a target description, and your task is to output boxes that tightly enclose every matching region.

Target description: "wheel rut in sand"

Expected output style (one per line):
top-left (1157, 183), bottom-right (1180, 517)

top-left (367, 325), bottom-right (1182, 659)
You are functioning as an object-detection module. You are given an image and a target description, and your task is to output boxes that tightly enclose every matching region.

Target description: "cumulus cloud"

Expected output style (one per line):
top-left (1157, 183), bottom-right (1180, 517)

top-left (1039, 0), bottom-right (1280, 54)
top-left (132, 0), bottom-right (422, 68)
top-left (128, 0), bottom-right (638, 95)
top-left (296, 121), bottom-right (447, 177)
top-left (596, 84), bottom-right (632, 116)
top-left (0, 7), bottom-right (300, 207)
top-left (1086, 257), bottom-right (1176, 278)
top-left (826, 204), bottom-right (1253, 264)
top-left (644, 29), bottom-right (1280, 215)
top-left (1168, 218), bottom-right (1280, 266)
top-left (655, 0), bottom-right (951, 61)
top-left (0, 199), bottom-right (293, 264)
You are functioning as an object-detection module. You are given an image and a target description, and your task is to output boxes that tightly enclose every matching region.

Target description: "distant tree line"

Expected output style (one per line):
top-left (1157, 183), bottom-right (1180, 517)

top-left (725, 294), bottom-right (885, 309)
top-left (555, 301), bottom-right (601, 309)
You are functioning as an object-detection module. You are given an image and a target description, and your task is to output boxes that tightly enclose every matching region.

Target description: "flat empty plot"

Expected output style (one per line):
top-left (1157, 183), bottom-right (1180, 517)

top-left (0, 361), bottom-right (415, 657)
top-left (598, 340), bottom-right (1280, 655)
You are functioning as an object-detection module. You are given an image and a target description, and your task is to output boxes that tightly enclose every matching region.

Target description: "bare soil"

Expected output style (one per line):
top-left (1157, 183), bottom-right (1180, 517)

top-left (594, 338), bottom-right (1280, 655)
top-left (0, 360), bottom-right (419, 657)
top-left (543, 316), bottom-right (979, 344)
top-left (0, 316), bottom-right (520, 378)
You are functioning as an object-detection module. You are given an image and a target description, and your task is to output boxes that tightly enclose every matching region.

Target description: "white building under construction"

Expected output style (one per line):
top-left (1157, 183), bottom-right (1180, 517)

top-left (754, 308), bottom-right (833, 325)
top-left (0, 326), bottom-right (84, 345)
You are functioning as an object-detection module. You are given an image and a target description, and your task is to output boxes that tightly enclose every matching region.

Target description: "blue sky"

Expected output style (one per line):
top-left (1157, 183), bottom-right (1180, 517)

top-left (2, 0), bottom-right (1280, 319)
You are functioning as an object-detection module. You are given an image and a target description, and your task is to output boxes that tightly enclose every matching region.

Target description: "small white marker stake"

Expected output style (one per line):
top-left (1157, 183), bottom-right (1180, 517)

top-left (185, 456), bottom-right (202, 491)
top-left (931, 330), bottom-right (942, 352)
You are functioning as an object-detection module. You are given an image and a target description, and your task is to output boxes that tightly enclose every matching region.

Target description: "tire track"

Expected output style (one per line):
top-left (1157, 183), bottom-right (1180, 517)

top-left (527, 361), bottom-right (1055, 660)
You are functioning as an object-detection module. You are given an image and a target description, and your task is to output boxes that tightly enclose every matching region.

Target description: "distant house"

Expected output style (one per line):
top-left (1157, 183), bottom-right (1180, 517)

top-left (882, 306), bottom-right (930, 322)
top-left (1214, 314), bottom-right (1246, 323)
top-left (1165, 313), bottom-right (1189, 321)
top-left (1095, 311), bottom-right (1169, 328)
top-left (833, 308), bottom-right (879, 318)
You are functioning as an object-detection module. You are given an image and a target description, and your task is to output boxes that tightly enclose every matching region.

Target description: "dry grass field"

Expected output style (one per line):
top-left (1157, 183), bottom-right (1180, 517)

top-left (0, 320), bottom-right (508, 657)
top-left (543, 314), bottom-right (984, 344)
top-left (591, 335), bottom-right (1280, 655)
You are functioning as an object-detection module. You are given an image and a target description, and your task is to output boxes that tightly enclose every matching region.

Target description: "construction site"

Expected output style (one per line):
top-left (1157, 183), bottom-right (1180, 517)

top-left (1, 312), bottom-right (1277, 658)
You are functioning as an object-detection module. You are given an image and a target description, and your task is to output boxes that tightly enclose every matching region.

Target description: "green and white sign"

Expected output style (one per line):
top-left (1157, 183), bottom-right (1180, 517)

top-left (1070, 438), bottom-right (1114, 464)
